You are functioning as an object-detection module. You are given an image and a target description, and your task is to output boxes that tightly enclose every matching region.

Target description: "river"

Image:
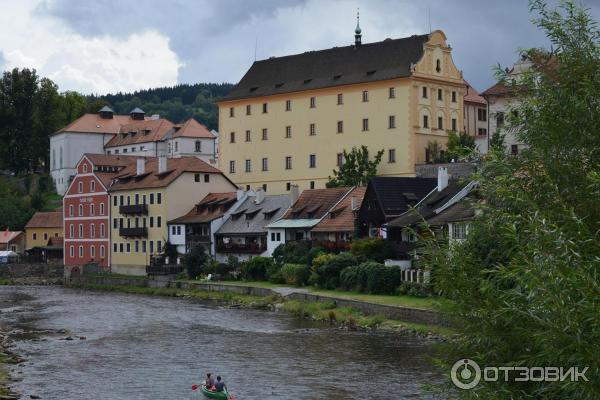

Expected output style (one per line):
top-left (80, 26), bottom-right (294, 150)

top-left (0, 286), bottom-right (441, 399)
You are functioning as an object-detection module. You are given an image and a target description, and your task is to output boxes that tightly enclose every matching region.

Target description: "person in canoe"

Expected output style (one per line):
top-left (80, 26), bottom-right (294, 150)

top-left (205, 373), bottom-right (215, 390)
top-left (215, 376), bottom-right (227, 392)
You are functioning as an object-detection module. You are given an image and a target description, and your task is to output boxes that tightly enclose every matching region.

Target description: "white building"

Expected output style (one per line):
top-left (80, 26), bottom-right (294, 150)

top-left (463, 81), bottom-right (489, 154)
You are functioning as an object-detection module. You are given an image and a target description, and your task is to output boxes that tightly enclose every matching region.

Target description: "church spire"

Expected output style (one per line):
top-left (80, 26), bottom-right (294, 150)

top-left (354, 8), bottom-right (362, 47)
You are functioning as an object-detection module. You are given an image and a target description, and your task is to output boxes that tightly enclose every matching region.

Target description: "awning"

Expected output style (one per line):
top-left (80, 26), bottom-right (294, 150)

top-left (265, 219), bottom-right (321, 229)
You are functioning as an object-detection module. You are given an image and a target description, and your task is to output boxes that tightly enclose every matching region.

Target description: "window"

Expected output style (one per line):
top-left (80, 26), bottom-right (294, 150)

top-left (194, 173), bottom-right (200, 182)
top-left (229, 107), bottom-right (234, 117)
top-left (79, 246), bottom-right (83, 258)
top-left (438, 116), bottom-right (444, 130)
top-left (437, 88), bottom-right (443, 101)
top-left (497, 112), bottom-right (505, 128)
top-left (79, 204), bottom-right (83, 216)
top-left (511, 145), bottom-right (519, 155)
top-left (83, 164), bottom-right (88, 173)
top-left (389, 87), bottom-right (396, 99)
top-left (100, 203), bottom-right (105, 216)
top-left (69, 224), bottom-right (74, 238)
top-left (310, 181), bottom-right (315, 189)
top-left (114, 149), bottom-right (119, 154)
top-left (204, 174), bottom-right (209, 183)
top-left (388, 115), bottom-right (396, 129)
top-left (285, 100), bottom-right (291, 111)
top-left (69, 205), bottom-right (74, 216)
top-left (309, 97), bottom-right (316, 108)
top-left (32, 233), bottom-right (37, 240)
top-left (230, 132), bottom-right (235, 143)
top-left (100, 223), bottom-right (105, 238)
top-left (126, 243), bottom-right (131, 253)
top-left (177, 226), bottom-right (181, 235)
top-left (478, 128), bottom-right (487, 136)
top-left (246, 104), bottom-right (251, 115)
top-left (90, 204), bottom-right (95, 216)
top-left (262, 103), bottom-right (268, 113)
top-left (157, 216), bottom-right (162, 227)
top-left (142, 241), bottom-right (147, 253)
top-left (309, 123), bottom-right (316, 136)
top-left (195, 141), bottom-right (201, 152)
top-left (119, 243), bottom-right (124, 253)
top-left (229, 160), bottom-right (235, 173)
top-left (452, 223), bottom-right (467, 240)
top-left (285, 156), bottom-right (292, 170)
top-left (149, 241), bottom-right (154, 254)
top-left (262, 158), bottom-right (268, 171)
top-left (478, 108), bottom-right (487, 121)
top-left (262, 184), bottom-right (267, 192)
top-left (135, 240), bottom-right (139, 253)
top-left (362, 90), bottom-right (369, 102)
top-left (157, 193), bottom-right (161, 204)
top-left (78, 182), bottom-right (83, 193)
top-left (127, 195), bottom-right (131, 205)
top-left (362, 118), bottom-right (369, 132)
top-left (149, 193), bottom-right (154, 204)
top-left (309, 154), bottom-right (316, 168)
top-left (452, 91), bottom-right (457, 103)
top-left (42, 232), bottom-right (47, 241)
top-left (90, 181), bottom-right (95, 192)
top-left (286, 182), bottom-right (291, 191)
top-left (337, 121), bottom-right (343, 134)
top-left (436, 59), bottom-right (441, 73)
top-left (285, 126), bottom-right (292, 138)
top-left (91, 245), bottom-right (95, 258)
top-left (262, 128), bottom-right (268, 140)
top-left (150, 217), bottom-right (154, 228)
top-left (336, 153), bottom-right (344, 166)
top-left (100, 245), bottom-right (105, 258)
top-left (70, 246), bottom-right (74, 258)
top-left (172, 226), bottom-right (176, 235)
top-left (337, 93), bottom-right (343, 105)
top-left (142, 195), bottom-right (146, 204)
top-left (157, 241), bottom-right (162, 253)
top-left (452, 118), bottom-right (457, 131)
top-left (388, 149), bottom-right (396, 163)
top-left (119, 218), bottom-right (124, 228)
top-left (422, 87), bottom-right (428, 98)
top-left (113, 196), bottom-right (117, 207)
top-left (423, 115), bottom-right (429, 128)
top-left (113, 242), bottom-right (118, 253)
top-left (245, 130), bottom-right (251, 142)
top-left (245, 159), bottom-right (252, 172)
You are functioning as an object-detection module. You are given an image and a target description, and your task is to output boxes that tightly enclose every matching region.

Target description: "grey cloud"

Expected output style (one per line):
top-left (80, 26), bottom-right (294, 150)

top-left (0, 50), bottom-right (5, 69)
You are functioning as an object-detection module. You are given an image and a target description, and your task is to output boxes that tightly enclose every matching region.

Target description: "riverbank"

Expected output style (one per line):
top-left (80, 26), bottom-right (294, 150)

top-left (68, 281), bottom-right (454, 339)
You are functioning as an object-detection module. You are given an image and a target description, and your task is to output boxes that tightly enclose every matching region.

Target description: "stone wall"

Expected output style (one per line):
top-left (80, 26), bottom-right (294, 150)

top-left (0, 262), bottom-right (63, 279)
top-left (415, 162), bottom-right (476, 179)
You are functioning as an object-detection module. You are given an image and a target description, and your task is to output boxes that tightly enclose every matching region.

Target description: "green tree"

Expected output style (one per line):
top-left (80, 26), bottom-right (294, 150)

top-left (181, 244), bottom-right (209, 279)
top-left (446, 131), bottom-right (476, 161)
top-left (326, 145), bottom-right (384, 187)
top-left (423, 1), bottom-right (600, 398)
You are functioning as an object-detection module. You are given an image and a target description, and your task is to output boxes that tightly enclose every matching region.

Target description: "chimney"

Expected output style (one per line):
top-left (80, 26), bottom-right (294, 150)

top-left (351, 196), bottom-right (358, 211)
top-left (437, 167), bottom-right (448, 192)
top-left (290, 184), bottom-right (299, 206)
top-left (158, 156), bottom-right (167, 174)
top-left (255, 188), bottom-right (265, 204)
top-left (136, 158), bottom-right (145, 175)
top-left (236, 187), bottom-right (244, 201)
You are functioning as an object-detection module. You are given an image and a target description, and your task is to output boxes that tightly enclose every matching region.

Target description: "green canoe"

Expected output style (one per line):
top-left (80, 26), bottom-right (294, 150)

top-left (200, 385), bottom-right (230, 400)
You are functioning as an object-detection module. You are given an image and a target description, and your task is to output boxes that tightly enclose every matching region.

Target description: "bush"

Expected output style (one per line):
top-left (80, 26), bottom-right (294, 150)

top-left (312, 252), bottom-right (361, 289)
top-left (280, 263), bottom-right (311, 286)
top-left (395, 282), bottom-right (432, 298)
top-left (350, 237), bottom-right (395, 262)
top-left (340, 261), bottom-right (403, 294)
top-left (340, 262), bottom-right (371, 291)
top-left (240, 256), bottom-right (273, 281)
top-left (181, 244), bottom-right (209, 279)
top-left (272, 240), bottom-right (312, 265)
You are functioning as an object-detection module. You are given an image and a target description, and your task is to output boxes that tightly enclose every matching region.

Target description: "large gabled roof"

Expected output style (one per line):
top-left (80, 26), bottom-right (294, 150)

top-left (169, 192), bottom-right (237, 224)
top-left (170, 118), bottom-right (215, 139)
top-left (104, 118), bottom-right (174, 148)
top-left (221, 34), bottom-right (430, 101)
top-left (463, 80), bottom-right (486, 104)
top-left (367, 177), bottom-right (437, 218)
top-left (54, 113), bottom-right (139, 136)
top-left (312, 186), bottom-right (366, 233)
top-left (25, 211), bottom-right (63, 229)
top-left (216, 194), bottom-right (291, 235)
top-left (282, 187), bottom-right (352, 220)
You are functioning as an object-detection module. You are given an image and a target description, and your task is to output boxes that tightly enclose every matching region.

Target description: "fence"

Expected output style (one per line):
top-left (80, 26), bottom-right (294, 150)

top-left (399, 269), bottom-right (429, 284)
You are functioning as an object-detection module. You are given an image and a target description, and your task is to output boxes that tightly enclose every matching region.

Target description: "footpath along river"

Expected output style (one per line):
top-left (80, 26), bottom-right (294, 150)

top-left (0, 285), bottom-right (441, 399)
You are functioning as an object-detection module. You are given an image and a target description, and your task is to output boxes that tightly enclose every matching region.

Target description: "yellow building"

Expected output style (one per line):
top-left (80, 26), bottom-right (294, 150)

top-left (217, 28), bottom-right (465, 194)
top-left (109, 156), bottom-right (237, 275)
top-left (24, 211), bottom-right (63, 250)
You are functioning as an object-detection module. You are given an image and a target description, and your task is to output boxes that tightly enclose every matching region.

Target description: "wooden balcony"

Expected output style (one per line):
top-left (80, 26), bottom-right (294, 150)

top-left (119, 204), bottom-right (148, 215)
top-left (312, 240), bottom-right (352, 252)
top-left (146, 264), bottom-right (184, 276)
top-left (216, 242), bottom-right (266, 254)
top-left (119, 227), bottom-right (148, 237)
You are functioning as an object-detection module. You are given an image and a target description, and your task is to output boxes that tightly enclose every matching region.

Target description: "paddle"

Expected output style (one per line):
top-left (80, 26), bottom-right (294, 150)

top-left (190, 384), bottom-right (236, 400)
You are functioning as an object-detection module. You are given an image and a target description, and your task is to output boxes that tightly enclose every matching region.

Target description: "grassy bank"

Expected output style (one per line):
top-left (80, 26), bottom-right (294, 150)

top-left (70, 282), bottom-right (453, 338)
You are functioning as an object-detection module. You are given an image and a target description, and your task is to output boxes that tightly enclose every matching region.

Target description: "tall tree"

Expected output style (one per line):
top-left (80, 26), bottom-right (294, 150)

top-left (326, 145), bottom-right (384, 187)
top-left (423, 1), bottom-right (600, 398)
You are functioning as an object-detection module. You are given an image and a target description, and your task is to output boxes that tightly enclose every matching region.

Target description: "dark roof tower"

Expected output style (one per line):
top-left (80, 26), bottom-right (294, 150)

top-left (129, 107), bottom-right (145, 121)
top-left (354, 9), bottom-right (362, 48)
top-left (98, 105), bottom-right (114, 119)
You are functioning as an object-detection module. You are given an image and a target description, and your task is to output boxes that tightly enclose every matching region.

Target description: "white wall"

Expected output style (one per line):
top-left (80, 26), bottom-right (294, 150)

top-left (266, 228), bottom-right (285, 256)
top-left (168, 224), bottom-right (186, 254)
top-left (168, 137), bottom-right (216, 164)
top-left (105, 142), bottom-right (160, 157)
top-left (488, 96), bottom-right (523, 154)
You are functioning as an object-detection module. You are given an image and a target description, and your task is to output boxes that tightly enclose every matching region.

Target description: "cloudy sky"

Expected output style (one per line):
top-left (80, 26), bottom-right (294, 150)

top-left (0, 0), bottom-right (598, 95)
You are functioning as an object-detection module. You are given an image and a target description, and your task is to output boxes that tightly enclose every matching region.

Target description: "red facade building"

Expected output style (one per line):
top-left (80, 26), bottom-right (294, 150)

top-left (63, 154), bottom-right (136, 270)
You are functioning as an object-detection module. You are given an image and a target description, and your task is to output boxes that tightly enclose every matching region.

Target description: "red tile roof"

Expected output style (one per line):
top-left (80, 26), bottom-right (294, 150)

top-left (463, 81), bottom-right (486, 104)
top-left (312, 187), bottom-right (366, 233)
top-left (482, 81), bottom-right (512, 96)
top-left (25, 211), bottom-right (63, 229)
top-left (169, 192), bottom-right (237, 224)
top-left (283, 187), bottom-right (352, 220)
top-left (0, 231), bottom-right (23, 244)
top-left (109, 156), bottom-right (225, 191)
top-left (172, 118), bottom-right (215, 139)
top-left (54, 114), bottom-right (140, 135)
top-left (104, 118), bottom-right (174, 147)
top-left (83, 154), bottom-right (139, 187)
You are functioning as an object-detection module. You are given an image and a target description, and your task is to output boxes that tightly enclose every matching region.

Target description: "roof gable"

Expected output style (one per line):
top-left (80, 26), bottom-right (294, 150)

top-left (368, 177), bottom-right (438, 218)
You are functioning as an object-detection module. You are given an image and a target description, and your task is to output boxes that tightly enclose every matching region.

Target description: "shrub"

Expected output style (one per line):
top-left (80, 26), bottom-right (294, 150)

top-left (241, 256), bottom-right (273, 280)
top-left (340, 261), bottom-right (403, 294)
top-left (182, 244), bottom-right (209, 279)
top-left (280, 263), bottom-right (311, 286)
top-left (312, 252), bottom-right (361, 289)
top-left (266, 262), bottom-right (284, 283)
top-left (350, 237), bottom-right (395, 262)
top-left (395, 282), bottom-right (432, 298)
top-left (340, 262), bottom-right (371, 291)
top-left (272, 240), bottom-right (312, 265)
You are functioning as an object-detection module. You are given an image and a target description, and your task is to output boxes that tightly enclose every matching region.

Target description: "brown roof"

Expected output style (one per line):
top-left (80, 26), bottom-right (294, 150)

top-left (0, 231), bottom-right (23, 244)
top-left (54, 113), bottom-right (139, 136)
top-left (104, 119), bottom-right (174, 148)
top-left (463, 81), bottom-right (486, 104)
top-left (109, 156), bottom-right (226, 192)
top-left (83, 154), bottom-right (139, 187)
top-left (172, 119), bottom-right (215, 139)
top-left (169, 192), bottom-right (237, 224)
top-left (312, 187), bottom-right (366, 233)
top-left (25, 211), bottom-right (63, 229)
top-left (48, 236), bottom-right (64, 248)
top-left (283, 187), bottom-right (352, 220)
top-left (482, 81), bottom-right (513, 97)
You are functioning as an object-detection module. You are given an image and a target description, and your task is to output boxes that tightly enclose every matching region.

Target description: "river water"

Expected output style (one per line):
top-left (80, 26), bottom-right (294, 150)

top-left (0, 286), bottom-right (441, 399)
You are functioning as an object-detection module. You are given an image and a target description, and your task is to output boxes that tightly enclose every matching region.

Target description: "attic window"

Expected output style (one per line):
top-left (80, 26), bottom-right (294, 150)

top-left (250, 87), bottom-right (258, 92)
top-left (366, 70), bottom-right (376, 76)
top-left (303, 79), bottom-right (312, 84)
top-left (333, 74), bottom-right (342, 80)
top-left (275, 83), bottom-right (284, 88)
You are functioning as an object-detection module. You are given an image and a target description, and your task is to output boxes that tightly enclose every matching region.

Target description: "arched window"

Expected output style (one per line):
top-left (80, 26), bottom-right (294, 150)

top-left (79, 204), bottom-right (83, 216)
top-left (79, 246), bottom-right (83, 258)
top-left (83, 164), bottom-right (88, 173)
